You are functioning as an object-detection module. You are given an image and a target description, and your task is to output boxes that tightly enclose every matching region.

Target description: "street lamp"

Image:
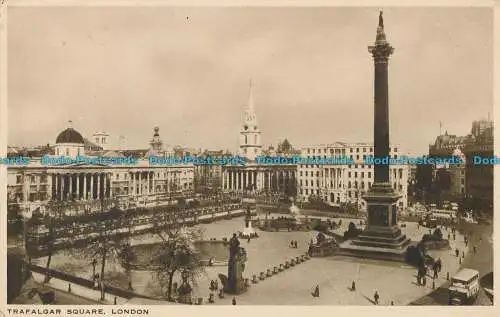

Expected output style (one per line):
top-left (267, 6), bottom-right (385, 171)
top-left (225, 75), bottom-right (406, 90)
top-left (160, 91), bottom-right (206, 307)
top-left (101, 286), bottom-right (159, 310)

top-left (91, 258), bottom-right (97, 285)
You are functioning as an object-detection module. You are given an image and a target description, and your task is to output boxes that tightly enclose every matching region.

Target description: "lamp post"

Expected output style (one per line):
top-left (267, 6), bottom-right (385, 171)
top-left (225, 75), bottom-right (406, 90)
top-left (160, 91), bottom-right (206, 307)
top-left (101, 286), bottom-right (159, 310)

top-left (91, 258), bottom-right (97, 284)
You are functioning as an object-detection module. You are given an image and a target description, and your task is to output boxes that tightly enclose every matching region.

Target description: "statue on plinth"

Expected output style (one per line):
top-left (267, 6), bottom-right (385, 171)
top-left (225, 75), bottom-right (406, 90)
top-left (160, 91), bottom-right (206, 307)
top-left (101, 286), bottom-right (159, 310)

top-left (242, 207), bottom-right (256, 238)
top-left (222, 234), bottom-right (248, 294)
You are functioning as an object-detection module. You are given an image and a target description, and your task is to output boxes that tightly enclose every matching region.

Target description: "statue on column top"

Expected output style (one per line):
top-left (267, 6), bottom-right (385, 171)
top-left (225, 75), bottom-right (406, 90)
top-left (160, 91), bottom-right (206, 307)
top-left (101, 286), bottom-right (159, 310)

top-left (379, 11), bottom-right (384, 28)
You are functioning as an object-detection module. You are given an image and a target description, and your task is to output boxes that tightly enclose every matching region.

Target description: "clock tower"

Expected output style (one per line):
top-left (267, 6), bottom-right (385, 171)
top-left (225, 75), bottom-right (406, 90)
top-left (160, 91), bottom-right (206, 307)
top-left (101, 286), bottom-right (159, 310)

top-left (239, 80), bottom-right (262, 160)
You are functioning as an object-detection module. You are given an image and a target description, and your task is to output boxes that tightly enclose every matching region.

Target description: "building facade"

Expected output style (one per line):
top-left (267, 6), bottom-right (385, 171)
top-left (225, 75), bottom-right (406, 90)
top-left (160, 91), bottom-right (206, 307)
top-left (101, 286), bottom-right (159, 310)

top-left (297, 143), bottom-right (409, 210)
top-left (7, 126), bottom-right (195, 216)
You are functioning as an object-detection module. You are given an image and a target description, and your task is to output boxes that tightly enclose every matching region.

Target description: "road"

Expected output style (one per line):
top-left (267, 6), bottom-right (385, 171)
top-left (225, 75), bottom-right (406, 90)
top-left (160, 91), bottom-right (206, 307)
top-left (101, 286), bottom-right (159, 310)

top-left (410, 222), bottom-right (493, 305)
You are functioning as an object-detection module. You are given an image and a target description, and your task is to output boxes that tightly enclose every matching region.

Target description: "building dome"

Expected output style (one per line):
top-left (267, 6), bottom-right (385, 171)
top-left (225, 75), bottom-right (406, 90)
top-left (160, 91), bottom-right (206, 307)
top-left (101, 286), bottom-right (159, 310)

top-left (56, 128), bottom-right (85, 144)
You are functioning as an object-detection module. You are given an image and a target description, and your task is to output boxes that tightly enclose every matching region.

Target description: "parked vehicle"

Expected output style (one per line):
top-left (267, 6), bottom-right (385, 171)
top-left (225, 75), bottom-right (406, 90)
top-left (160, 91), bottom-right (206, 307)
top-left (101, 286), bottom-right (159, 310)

top-left (448, 268), bottom-right (480, 305)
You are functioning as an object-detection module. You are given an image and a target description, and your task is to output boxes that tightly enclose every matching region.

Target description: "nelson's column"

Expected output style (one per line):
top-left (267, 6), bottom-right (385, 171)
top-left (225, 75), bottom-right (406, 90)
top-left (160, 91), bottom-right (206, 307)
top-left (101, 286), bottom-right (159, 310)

top-left (339, 11), bottom-right (410, 261)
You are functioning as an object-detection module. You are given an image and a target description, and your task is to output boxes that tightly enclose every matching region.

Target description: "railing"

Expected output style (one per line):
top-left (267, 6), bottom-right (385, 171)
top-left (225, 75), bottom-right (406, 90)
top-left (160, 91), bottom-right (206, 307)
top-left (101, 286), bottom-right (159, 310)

top-left (28, 264), bottom-right (157, 300)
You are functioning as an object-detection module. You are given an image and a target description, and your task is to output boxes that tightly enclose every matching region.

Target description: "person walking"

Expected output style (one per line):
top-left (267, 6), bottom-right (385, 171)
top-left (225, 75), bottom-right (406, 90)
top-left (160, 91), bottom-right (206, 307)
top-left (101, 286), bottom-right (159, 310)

top-left (374, 291), bottom-right (379, 305)
top-left (351, 281), bottom-right (356, 291)
top-left (232, 297), bottom-right (237, 305)
top-left (311, 285), bottom-right (320, 297)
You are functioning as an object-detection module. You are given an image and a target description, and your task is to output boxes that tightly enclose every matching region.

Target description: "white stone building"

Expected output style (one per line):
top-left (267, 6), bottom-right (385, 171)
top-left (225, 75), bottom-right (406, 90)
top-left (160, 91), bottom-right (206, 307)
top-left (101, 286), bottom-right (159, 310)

top-left (297, 142), bottom-right (409, 210)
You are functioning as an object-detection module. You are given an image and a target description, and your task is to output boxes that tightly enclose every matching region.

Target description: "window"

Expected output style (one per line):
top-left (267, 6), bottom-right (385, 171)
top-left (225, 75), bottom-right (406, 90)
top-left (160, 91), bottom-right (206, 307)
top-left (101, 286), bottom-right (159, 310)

top-left (368, 172), bottom-right (372, 178)
top-left (370, 147), bottom-right (373, 152)
top-left (245, 135), bottom-right (248, 145)
top-left (318, 149), bottom-right (322, 153)
top-left (300, 180), bottom-right (303, 186)
top-left (95, 138), bottom-right (99, 143)
top-left (305, 189), bottom-right (309, 195)
top-left (361, 182), bottom-right (365, 189)
top-left (356, 148), bottom-right (359, 153)
top-left (361, 172), bottom-right (364, 178)
top-left (394, 148), bottom-right (398, 152)
top-left (16, 175), bottom-right (22, 184)
top-left (305, 180), bottom-right (308, 186)
top-left (354, 181), bottom-right (358, 188)
top-left (350, 148), bottom-right (353, 153)
top-left (348, 172), bottom-right (351, 178)
top-left (300, 171), bottom-right (303, 176)
top-left (461, 179), bottom-right (465, 185)
top-left (363, 148), bottom-right (366, 152)
top-left (66, 149), bottom-right (69, 156)
top-left (354, 172), bottom-right (358, 178)
top-left (305, 171), bottom-right (308, 177)
top-left (316, 171), bottom-right (319, 177)
top-left (316, 180), bottom-right (319, 186)
top-left (313, 149), bottom-right (315, 154)
top-left (348, 181), bottom-right (351, 188)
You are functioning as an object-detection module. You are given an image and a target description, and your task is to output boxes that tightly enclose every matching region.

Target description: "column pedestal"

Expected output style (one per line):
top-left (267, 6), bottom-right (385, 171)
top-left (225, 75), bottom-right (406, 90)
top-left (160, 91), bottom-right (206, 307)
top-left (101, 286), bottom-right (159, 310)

top-left (338, 183), bottom-right (410, 261)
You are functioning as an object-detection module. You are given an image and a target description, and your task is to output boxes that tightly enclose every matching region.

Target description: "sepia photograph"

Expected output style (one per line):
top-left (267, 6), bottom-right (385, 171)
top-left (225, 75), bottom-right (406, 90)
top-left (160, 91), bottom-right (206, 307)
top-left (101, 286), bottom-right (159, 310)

top-left (3, 3), bottom-right (494, 309)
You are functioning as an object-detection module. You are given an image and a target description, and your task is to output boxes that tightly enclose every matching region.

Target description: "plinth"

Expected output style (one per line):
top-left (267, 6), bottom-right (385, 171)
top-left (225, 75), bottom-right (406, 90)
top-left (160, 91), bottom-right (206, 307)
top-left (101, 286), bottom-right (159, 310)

top-left (339, 183), bottom-right (411, 261)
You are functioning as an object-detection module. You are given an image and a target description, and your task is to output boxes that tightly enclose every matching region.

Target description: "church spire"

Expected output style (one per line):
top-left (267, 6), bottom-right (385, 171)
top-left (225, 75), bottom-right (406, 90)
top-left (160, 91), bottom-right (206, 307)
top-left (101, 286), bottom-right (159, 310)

top-left (247, 79), bottom-right (255, 111)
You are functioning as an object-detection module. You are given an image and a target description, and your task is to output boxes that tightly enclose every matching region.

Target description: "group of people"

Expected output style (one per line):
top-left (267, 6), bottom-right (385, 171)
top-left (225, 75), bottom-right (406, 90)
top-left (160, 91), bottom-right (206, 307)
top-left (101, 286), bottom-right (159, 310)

top-left (209, 280), bottom-right (219, 292)
top-left (311, 284), bottom-right (382, 305)
top-left (289, 240), bottom-right (299, 248)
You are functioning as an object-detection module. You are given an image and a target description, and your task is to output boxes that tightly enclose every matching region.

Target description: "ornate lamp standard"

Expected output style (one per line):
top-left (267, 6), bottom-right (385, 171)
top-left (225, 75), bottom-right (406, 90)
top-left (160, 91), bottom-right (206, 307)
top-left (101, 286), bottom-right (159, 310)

top-left (91, 258), bottom-right (97, 285)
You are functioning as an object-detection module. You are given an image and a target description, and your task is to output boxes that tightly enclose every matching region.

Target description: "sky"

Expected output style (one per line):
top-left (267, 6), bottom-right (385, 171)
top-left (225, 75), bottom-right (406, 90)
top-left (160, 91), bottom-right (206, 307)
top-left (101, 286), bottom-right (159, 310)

top-left (7, 6), bottom-right (492, 155)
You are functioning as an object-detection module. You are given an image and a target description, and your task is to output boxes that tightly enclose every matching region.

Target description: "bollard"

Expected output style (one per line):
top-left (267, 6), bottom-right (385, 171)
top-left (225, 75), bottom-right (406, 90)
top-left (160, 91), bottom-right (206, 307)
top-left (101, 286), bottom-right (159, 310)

top-left (68, 283), bottom-right (71, 293)
top-left (252, 274), bottom-right (258, 283)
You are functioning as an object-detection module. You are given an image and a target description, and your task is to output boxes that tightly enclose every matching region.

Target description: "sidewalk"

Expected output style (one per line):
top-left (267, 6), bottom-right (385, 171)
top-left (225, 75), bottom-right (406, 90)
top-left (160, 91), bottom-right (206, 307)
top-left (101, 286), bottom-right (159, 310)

top-left (31, 272), bottom-right (128, 305)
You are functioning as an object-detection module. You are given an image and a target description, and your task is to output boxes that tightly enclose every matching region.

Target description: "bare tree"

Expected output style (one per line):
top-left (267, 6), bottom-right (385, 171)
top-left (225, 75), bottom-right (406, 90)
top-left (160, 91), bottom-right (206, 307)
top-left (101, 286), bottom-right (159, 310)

top-left (150, 211), bottom-right (205, 301)
top-left (70, 199), bottom-right (125, 301)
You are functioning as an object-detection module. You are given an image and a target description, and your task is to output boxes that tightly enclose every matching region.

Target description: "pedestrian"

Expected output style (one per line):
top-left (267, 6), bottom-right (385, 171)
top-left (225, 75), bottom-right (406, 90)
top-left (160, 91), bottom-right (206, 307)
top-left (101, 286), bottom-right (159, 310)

top-left (433, 267), bottom-right (438, 279)
top-left (473, 245), bottom-right (477, 254)
top-left (391, 301), bottom-right (394, 306)
top-left (232, 297), bottom-right (237, 305)
top-left (351, 281), bottom-right (356, 291)
top-left (455, 248), bottom-right (459, 257)
top-left (248, 236), bottom-right (251, 243)
top-left (374, 291), bottom-right (379, 305)
top-left (311, 285), bottom-right (320, 297)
